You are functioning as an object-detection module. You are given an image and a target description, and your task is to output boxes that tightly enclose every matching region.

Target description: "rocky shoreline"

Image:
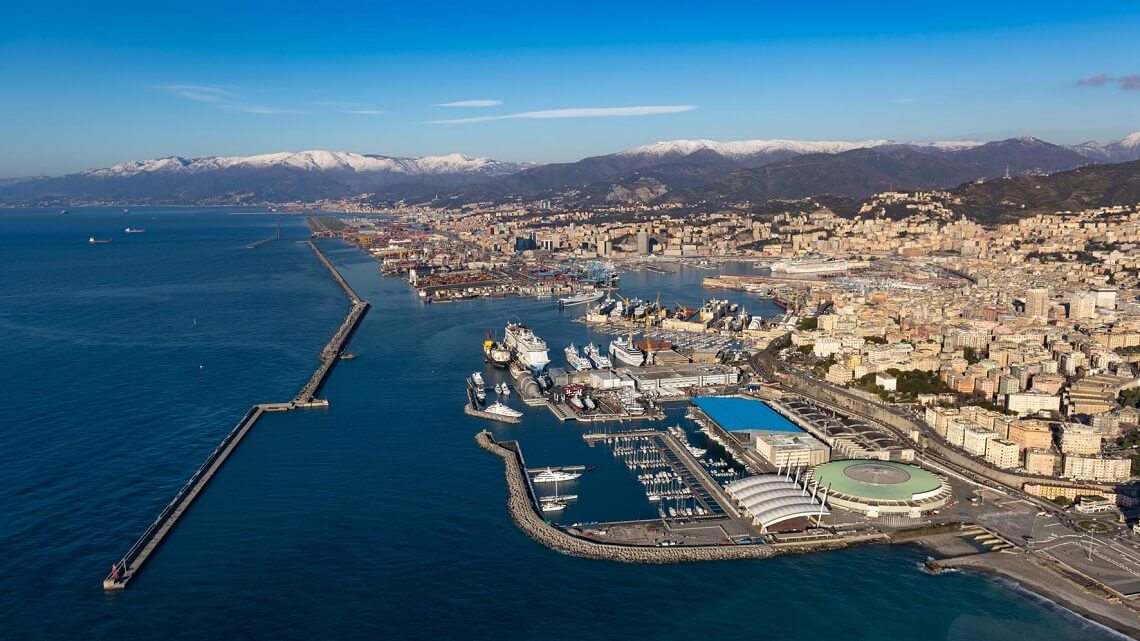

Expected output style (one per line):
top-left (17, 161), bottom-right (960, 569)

top-left (475, 431), bottom-right (880, 563)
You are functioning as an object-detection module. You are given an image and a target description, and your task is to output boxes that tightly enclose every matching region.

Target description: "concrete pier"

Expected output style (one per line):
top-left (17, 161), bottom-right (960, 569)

top-left (103, 240), bottom-right (367, 590)
top-left (104, 405), bottom-right (265, 589)
top-left (246, 219), bottom-right (281, 249)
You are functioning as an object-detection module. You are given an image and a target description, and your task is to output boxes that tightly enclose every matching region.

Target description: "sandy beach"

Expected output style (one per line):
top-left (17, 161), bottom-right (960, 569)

top-left (930, 549), bottom-right (1140, 640)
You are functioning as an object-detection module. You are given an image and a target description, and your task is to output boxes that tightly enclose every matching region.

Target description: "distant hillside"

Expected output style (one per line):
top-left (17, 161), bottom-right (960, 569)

top-left (953, 159), bottom-right (1140, 223)
top-left (665, 138), bottom-right (1092, 205)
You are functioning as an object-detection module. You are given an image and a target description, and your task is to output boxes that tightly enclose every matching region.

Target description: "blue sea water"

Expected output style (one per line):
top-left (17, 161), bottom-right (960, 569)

top-left (0, 208), bottom-right (1125, 641)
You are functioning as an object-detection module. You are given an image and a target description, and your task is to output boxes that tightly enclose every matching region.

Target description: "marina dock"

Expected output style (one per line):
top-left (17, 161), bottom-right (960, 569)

top-left (583, 429), bottom-right (738, 520)
top-left (103, 241), bottom-right (367, 590)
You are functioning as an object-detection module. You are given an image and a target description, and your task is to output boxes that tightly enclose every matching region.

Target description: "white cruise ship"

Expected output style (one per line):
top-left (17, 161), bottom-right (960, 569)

top-left (564, 343), bottom-right (593, 371)
top-left (608, 334), bottom-right (644, 367)
top-left (770, 255), bottom-right (848, 275)
top-left (504, 323), bottom-right (550, 371)
top-left (584, 343), bottom-right (611, 369)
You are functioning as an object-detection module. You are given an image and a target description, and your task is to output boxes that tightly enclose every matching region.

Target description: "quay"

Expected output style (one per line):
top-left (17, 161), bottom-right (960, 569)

top-left (245, 219), bottom-right (281, 249)
top-left (103, 240), bottom-right (367, 590)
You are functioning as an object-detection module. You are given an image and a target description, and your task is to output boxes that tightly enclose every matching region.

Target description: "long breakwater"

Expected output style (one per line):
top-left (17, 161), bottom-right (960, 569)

top-left (102, 241), bottom-right (368, 590)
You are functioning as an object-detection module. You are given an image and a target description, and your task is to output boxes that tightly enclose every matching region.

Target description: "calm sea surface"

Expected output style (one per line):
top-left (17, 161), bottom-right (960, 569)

top-left (0, 208), bottom-right (1124, 640)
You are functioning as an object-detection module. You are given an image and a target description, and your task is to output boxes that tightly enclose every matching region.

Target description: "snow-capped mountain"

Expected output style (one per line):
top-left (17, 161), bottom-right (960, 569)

top-left (617, 138), bottom-right (893, 161)
top-left (1066, 132), bottom-right (1140, 163)
top-left (616, 138), bottom-right (989, 161)
top-left (0, 150), bottom-right (529, 205)
top-left (82, 150), bottom-right (525, 178)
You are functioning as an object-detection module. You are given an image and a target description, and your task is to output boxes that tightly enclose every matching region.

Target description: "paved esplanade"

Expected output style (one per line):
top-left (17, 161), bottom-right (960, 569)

top-left (812, 460), bottom-right (942, 502)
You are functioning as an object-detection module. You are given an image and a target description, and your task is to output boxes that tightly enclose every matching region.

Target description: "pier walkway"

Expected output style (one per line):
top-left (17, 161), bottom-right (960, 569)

top-left (103, 240), bottom-right (367, 590)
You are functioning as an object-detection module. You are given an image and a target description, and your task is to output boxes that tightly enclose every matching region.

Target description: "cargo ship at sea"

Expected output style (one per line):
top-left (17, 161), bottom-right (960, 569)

top-left (503, 322), bottom-right (550, 371)
top-left (88, 237), bottom-right (112, 245)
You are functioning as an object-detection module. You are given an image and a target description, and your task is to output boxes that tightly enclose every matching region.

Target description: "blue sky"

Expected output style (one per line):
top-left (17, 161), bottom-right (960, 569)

top-left (1, 2), bottom-right (1139, 177)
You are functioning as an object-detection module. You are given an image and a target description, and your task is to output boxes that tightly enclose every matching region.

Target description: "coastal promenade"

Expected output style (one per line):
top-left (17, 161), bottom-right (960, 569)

top-left (103, 240), bottom-right (367, 590)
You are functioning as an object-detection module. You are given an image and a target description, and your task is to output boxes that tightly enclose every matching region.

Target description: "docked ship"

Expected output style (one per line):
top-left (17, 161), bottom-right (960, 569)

top-left (483, 331), bottom-right (512, 369)
top-left (88, 237), bottom-right (112, 244)
top-left (503, 322), bottom-right (550, 371)
top-left (564, 343), bottom-right (593, 371)
top-left (468, 372), bottom-right (486, 403)
top-left (483, 402), bottom-right (522, 421)
top-left (532, 468), bottom-right (581, 483)
top-left (558, 290), bottom-right (604, 308)
top-left (124, 228), bottom-right (145, 234)
top-left (583, 343), bottom-right (611, 369)
top-left (608, 334), bottom-right (644, 367)
top-left (769, 255), bottom-right (848, 275)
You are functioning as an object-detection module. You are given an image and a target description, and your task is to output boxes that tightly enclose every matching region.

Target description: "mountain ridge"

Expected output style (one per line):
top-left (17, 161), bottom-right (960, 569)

top-left (3, 132), bottom-right (1139, 207)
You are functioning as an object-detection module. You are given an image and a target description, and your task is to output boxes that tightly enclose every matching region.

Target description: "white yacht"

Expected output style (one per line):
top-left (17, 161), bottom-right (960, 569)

top-left (540, 501), bottom-right (567, 513)
top-left (503, 323), bottom-right (550, 371)
top-left (483, 402), bottom-right (522, 419)
top-left (583, 343), bottom-right (611, 369)
top-left (532, 468), bottom-right (581, 483)
top-left (564, 343), bottom-right (593, 371)
top-left (608, 334), bottom-right (644, 367)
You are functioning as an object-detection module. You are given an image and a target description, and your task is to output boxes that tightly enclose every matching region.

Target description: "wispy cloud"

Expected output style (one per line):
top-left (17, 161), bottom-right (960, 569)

top-left (1076, 74), bottom-right (1111, 86)
top-left (159, 83), bottom-right (302, 115)
top-left (427, 105), bottom-right (695, 124)
top-left (434, 99), bottom-right (503, 108)
top-left (1075, 74), bottom-right (1140, 91)
top-left (160, 84), bottom-right (233, 103)
top-left (240, 105), bottom-right (307, 115)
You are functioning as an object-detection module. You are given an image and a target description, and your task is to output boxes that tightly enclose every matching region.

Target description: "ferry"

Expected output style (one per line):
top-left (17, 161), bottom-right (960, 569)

top-left (584, 343), bottom-right (611, 369)
top-left (558, 290), bottom-right (604, 308)
top-left (503, 322), bottom-right (550, 371)
top-left (608, 334), bottom-right (644, 367)
top-left (483, 402), bottom-right (522, 420)
top-left (564, 343), bottom-right (593, 371)
top-left (124, 228), bottom-right (145, 234)
top-left (88, 236), bottom-right (112, 244)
